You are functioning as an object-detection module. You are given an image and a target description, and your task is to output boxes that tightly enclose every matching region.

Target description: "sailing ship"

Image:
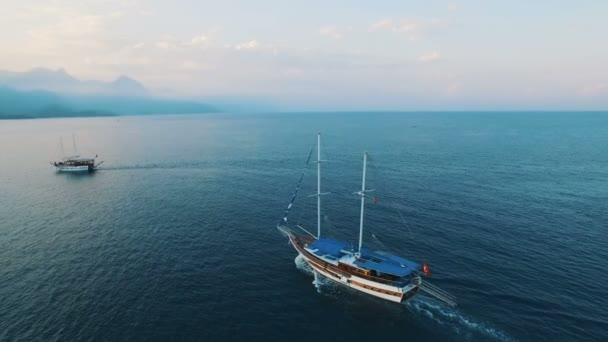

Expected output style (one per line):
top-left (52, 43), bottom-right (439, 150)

top-left (50, 135), bottom-right (103, 172)
top-left (277, 133), bottom-right (456, 305)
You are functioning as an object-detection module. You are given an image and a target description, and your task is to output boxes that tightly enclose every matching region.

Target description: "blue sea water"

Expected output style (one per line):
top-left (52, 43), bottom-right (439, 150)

top-left (1, 112), bottom-right (607, 341)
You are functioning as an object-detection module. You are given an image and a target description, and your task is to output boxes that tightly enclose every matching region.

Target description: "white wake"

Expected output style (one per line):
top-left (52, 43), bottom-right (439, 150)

top-left (294, 255), bottom-right (334, 293)
top-left (294, 254), bottom-right (313, 275)
top-left (294, 255), bottom-right (510, 340)
top-left (406, 297), bottom-right (512, 341)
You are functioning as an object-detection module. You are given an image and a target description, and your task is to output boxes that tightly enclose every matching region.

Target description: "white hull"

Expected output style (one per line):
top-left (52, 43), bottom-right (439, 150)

top-left (297, 249), bottom-right (412, 303)
top-left (56, 165), bottom-right (91, 172)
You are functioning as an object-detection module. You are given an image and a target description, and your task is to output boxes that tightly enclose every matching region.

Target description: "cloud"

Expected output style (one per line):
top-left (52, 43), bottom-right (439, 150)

top-left (155, 41), bottom-right (173, 49)
top-left (27, 14), bottom-right (106, 44)
top-left (180, 60), bottom-right (207, 71)
top-left (578, 83), bottom-right (608, 97)
top-left (369, 18), bottom-right (393, 32)
top-left (369, 17), bottom-right (444, 40)
top-left (235, 40), bottom-right (259, 50)
top-left (281, 67), bottom-right (305, 78)
top-left (186, 34), bottom-right (208, 47)
top-left (446, 82), bottom-right (464, 96)
top-left (319, 26), bottom-right (343, 39)
top-left (418, 51), bottom-right (441, 63)
top-left (394, 22), bottom-right (419, 35)
top-left (153, 34), bottom-right (212, 50)
top-left (392, 20), bottom-right (425, 40)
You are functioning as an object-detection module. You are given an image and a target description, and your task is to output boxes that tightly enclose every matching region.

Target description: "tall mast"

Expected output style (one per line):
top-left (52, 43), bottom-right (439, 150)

top-left (358, 152), bottom-right (368, 254)
top-left (317, 133), bottom-right (321, 239)
top-left (72, 133), bottom-right (78, 155)
top-left (59, 137), bottom-right (65, 157)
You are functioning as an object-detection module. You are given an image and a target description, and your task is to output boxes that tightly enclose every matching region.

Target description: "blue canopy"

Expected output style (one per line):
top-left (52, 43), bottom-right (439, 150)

top-left (307, 238), bottom-right (352, 258)
top-left (353, 248), bottom-right (421, 277)
top-left (307, 238), bottom-right (420, 277)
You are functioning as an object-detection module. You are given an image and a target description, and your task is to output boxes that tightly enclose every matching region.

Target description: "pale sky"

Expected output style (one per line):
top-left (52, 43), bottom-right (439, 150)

top-left (1, 0), bottom-right (607, 110)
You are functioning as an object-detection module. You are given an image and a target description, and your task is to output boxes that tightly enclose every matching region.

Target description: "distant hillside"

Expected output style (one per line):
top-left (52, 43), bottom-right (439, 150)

top-left (0, 68), bottom-right (147, 96)
top-left (0, 87), bottom-right (110, 119)
top-left (0, 68), bottom-right (219, 119)
top-left (0, 86), bottom-right (217, 119)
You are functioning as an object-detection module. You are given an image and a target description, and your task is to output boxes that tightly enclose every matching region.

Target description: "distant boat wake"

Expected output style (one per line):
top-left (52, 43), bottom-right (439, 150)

top-left (97, 162), bottom-right (213, 171)
top-left (294, 254), bottom-right (511, 341)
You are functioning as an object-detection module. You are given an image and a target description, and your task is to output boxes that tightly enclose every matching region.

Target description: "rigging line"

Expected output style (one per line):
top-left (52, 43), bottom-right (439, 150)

top-left (278, 144), bottom-right (315, 226)
top-left (294, 201), bottom-right (305, 225)
top-left (353, 153), bottom-right (428, 269)
top-left (395, 205), bottom-right (414, 240)
top-left (365, 161), bottom-right (416, 252)
top-left (371, 233), bottom-right (390, 251)
top-left (393, 201), bottom-right (429, 271)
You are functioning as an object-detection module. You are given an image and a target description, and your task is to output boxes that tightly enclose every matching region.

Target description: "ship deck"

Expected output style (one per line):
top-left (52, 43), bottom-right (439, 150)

top-left (305, 237), bottom-right (421, 278)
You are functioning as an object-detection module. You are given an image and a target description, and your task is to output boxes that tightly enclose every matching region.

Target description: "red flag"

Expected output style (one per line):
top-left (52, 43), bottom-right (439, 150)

top-left (373, 195), bottom-right (378, 205)
top-left (422, 263), bottom-right (431, 277)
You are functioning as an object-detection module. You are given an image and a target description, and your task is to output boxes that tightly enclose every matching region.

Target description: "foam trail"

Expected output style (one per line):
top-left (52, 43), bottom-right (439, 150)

top-left (406, 297), bottom-right (512, 341)
top-left (294, 255), bottom-right (334, 293)
top-left (294, 254), bottom-right (313, 275)
top-left (313, 271), bottom-right (322, 293)
top-left (294, 255), bottom-right (508, 339)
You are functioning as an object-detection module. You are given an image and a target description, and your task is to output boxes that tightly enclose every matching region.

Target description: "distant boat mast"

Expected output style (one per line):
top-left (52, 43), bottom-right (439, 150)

top-left (72, 133), bottom-right (78, 156)
top-left (59, 137), bottom-right (65, 158)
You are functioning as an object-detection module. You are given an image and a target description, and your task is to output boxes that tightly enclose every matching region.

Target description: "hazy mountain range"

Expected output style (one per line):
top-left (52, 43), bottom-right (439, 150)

top-left (0, 68), bottom-right (148, 95)
top-left (0, 68), bottom-right (218, 119)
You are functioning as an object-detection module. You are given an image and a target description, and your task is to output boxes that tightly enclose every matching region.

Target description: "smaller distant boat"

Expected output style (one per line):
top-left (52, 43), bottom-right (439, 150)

top-left (52, 156), bottom-right (101, 172)
top-left (50, 135), bottom-right (103, 172)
